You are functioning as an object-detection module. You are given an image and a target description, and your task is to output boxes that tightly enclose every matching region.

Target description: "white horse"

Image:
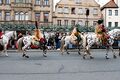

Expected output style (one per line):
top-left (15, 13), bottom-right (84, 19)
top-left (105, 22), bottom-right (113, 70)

top-left (17, 35), bottom-right (47, 58)
top-left (60, 29), bottom-right (83, 55)
top-left (82, 29), bottom-right (120, 59)
top-left (0, 31), bottom-right (17, 56)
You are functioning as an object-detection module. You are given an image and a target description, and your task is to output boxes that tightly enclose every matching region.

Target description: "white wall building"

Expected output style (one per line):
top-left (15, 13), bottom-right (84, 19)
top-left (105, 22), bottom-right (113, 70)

top-left (53, 0), bottom-right (101, 27)
top-left (101, 0), bottom-right (120, 28)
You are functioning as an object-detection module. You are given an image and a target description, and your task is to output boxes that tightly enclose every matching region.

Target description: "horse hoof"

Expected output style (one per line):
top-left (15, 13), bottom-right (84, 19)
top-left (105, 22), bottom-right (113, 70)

top-left (5, 54), bottom-right (8, 57)
top-left (43, 54), bottom-right (47, 57)
top-left (119, 53), bottom-right (120, 57)
top-left (25, 56), bottom-right (29, 58)
top-left (90, 56), bottom-right (94, 59)
top-left (83, 55), bottom-right (86, 59)
top-left (106, 56), bottom-right (110, 59)
top-left (22, 54), bottom-right (26, 57)
top-left (67, 52), bottom-right (70, 55)
top-left (113, 55), bottom-right (117, 59)
top-left (78, 52), bottom-right (81, 55)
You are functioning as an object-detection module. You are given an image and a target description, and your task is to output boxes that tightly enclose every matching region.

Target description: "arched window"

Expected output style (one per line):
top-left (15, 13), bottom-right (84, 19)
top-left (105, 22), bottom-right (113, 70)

top-left (15, 12), bottom-right (19, 20)
top-left (25, 13), bottom-right (29, 20)
top-left (5, 0), bottom-right (10, 4)
top-left (20, 12), bottom-right (24, 20)
top-left (35, 0), bottom-right (40, 5)
top-left (15, 12), bottom-right (29, 20)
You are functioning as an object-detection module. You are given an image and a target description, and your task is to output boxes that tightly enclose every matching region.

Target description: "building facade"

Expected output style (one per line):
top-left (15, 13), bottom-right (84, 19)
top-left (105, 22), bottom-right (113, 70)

top-left (0, 0), bottom-right (53, 27)
top-left (101, 0), bottom-right (120, 28)
top-left (53, 0), bottom-right (101, 27)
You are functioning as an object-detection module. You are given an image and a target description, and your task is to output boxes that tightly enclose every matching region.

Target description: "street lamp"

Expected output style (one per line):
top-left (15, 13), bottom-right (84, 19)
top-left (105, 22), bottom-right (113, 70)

top-left (86, 8), bottom-right (89, 33)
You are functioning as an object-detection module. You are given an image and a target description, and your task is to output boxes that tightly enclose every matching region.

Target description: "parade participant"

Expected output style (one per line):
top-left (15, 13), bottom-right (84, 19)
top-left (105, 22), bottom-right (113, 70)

top-left (71, 27), bottom-right (81, 43)
top-left (95, 19), bottom-right (109, 45)
top-left (0, 28), bottom-right (3, 39)
top-left (33, 21), bottom-right (43, 41)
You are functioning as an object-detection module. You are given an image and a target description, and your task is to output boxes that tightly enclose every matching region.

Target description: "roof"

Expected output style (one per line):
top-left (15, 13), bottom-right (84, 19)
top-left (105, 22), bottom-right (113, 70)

top-left (55, 0), bottom-right (100, 7)
top-left (101, 0), bottom-right (118, 10)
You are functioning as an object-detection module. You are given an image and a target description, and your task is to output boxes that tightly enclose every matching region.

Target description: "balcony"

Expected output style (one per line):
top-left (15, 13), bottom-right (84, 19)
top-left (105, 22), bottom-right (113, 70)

top-left (11, 2), bottom-right (32, 8)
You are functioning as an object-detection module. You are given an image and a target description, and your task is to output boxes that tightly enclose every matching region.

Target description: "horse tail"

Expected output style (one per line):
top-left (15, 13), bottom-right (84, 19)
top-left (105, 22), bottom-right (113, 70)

top-left (17, 37), bottom-right (24, 51)
top-left (60, 36), bottom-right (65, 52)
top-left (82, 35), bottom-right (87, 48)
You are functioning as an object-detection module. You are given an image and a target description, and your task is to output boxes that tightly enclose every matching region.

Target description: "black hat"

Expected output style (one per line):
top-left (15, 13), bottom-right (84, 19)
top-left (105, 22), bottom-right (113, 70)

top-left (97, 19), bottom-right (103, 24)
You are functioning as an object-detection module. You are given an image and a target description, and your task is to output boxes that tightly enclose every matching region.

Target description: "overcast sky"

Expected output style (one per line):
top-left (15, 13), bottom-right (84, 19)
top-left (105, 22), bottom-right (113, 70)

top-left (54, 0), bottom-right (109, 7)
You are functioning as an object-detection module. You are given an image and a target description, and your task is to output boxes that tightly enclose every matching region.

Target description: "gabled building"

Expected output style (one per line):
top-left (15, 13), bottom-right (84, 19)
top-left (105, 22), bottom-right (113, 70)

top-left (53, 0), bottom-right (101, 27)
top-left (0, 0), bottom-right (53, 27)
top-left (101, 0), bottom-right (119, 28)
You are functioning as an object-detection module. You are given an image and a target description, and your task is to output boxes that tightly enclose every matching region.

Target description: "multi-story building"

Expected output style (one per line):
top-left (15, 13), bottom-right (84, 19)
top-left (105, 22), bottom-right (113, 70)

top-left (101, 0), bottom-right (120, 28)
top-left (0, 0), bottom-right (53, 27)
top-left (53, 0), bottom-right (101, 27)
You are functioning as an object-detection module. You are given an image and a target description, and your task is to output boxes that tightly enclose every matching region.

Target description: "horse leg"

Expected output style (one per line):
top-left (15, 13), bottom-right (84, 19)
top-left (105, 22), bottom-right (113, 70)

top-left (22, 44), bottom-right (30, 58)
top-left (87, 47), bottom-right (94, 59)
top-left (77, 45), bottom-right (81, 55)
top-left (4, 44), bottom-right (8, 57)
top-left (105, 47), bottom-right (110, 59)
top-left (119, 48), bottom-right (120, 56)
top-left (109, 46), bottom-right (117, 59)
top-left (83, 46), bottom-right (89, 59)
top-left (65, 46), bottom-right (69, 55)
top-left (22, 50), bottom-right (29, 58)
top-left (42, 45), bottom-right (47, 57)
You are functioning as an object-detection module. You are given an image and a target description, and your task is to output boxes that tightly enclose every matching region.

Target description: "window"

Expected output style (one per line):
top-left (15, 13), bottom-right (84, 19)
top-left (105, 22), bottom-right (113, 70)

top-left (57, 20), bottom-right (61, 26)
top-left (64, 20), bottom-right (68, 26)
top-left (15, 12), bottom-right (29, 20)
top-left (15, 12), bottom-right (19, 20)
top-left (25, 13), bottom-right (29, 20)
top-left (108, 10), bottom-right (112, 16)
top-left (0, 11), bottom-right (2, 20)
top-left (5, 0), bottom-right (10, 4)
top-left (75, 0), bottom-right (81, 4)
top-left (108, 22), bottom-right (112, 27)
top-left (0, 0), bottom-right (2, 4)
top-left (15, 0), bottom-right (31, 3)
top-left (35, 0), bottom-right (40, 5)
top-left (5, 12), bottom-right (11, 21)
top-left (57, 7), bottom-right (63, 13)
top-left (115, 10), bottom-right (118, 16)
top-left (78, 20), bottom-right (82, 25)
top-left (78, 8), bottom-right (83, 15)
top-left (5, 12), bottom-right (10, 20)
top-left (15, 0), bottom-right (22, 3)
top-left (20, 12), bottom-right (24, 20)
top-left (93, 21), bottom-right (97, 26)
top-left (85, 21), bottom-right (89, 26)
top-left (71, 20), bottom-right (75, 26)
top-left (35, 12), bottom-right (40, 21)
top-left (26, 0), bottom-right (32, 3)
top-left (64, 7), bottom-right (69, 14)
top-left (71, 8), bottom-right (75, 14)
top-left (44, 12), bottom-right (49, 22)
top-left (44, 0), bottom-right (49, 6)
top-left (93, 8), bottom-right (98, 15)
top-left (115, 22), bottom-right (118, 27)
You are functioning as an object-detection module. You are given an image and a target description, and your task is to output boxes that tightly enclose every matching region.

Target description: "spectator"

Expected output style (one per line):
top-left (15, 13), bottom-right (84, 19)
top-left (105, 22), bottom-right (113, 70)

top-left (47, 35), bottom-right (54, 50)
top-left (0, 28), bottom-right (3, 39)
top-left (55, 33), bottom-right (61, 50)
